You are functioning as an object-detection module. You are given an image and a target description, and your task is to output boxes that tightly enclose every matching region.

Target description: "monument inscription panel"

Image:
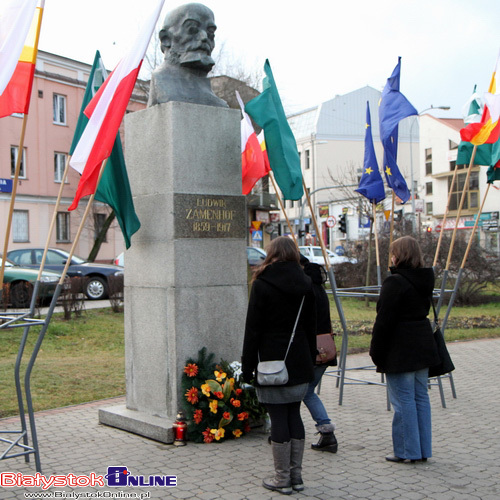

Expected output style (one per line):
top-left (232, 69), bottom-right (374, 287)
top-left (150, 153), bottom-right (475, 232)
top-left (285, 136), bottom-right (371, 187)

top-left (174, 193), bottom-right (246, 239)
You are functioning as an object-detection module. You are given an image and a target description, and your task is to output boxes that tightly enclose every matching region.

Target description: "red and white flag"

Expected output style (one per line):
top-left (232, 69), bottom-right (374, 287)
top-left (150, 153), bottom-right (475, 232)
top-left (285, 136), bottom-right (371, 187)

top-left (69, 0), bottom-right (165, 210)
top-left (236, 91), bottom-right (268, 195)
top-left (0, 0), bottom-right (42, 118)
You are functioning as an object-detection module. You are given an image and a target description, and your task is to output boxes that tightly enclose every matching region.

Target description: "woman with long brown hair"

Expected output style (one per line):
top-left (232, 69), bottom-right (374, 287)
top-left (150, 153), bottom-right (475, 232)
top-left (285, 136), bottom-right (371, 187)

top-left (370, 236), bottom-right (440, 463)
top-left (242, 236), bottom-right (316, 494)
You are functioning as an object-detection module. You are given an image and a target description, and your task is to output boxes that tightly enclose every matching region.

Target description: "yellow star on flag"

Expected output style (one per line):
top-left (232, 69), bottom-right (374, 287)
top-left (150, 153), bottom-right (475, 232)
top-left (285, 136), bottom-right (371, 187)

top-left (385, 166), bottom-right (392, 176)
top-left (365, 167), bottom-right (373, 174)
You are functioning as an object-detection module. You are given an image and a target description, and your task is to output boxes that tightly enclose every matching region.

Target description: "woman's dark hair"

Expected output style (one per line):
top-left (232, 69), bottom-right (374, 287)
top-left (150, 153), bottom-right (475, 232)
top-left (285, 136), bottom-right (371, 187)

top-left (390, 236), bottom-right (424, 269)
top-left (252, 236), bottom-right (300, 281)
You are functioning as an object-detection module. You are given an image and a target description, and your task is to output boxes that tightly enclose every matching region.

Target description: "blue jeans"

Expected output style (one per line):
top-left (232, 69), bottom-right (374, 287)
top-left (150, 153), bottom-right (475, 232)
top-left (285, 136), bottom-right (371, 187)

top-left (303, 364), bottom-right (331, 427)
top-left (386, 368), bottom-right (432, 460)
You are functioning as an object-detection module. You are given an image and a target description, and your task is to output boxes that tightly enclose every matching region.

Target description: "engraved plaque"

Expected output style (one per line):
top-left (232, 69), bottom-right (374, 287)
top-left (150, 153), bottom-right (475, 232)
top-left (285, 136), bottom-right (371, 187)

top-left (174, 193), bottom-right (246, 239)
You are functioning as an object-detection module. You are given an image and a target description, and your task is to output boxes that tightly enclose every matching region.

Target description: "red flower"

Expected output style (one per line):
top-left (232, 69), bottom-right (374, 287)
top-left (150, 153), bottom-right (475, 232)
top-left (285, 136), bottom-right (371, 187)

top-left (237, 411), bottom-right (249, 421)
top-left (183, 363), bottom-right (199, 377)
top-left (230, 398), bottom-right (241, 407)
top-left (214, 391), bottom-right (224, 399)
top-left (235, 388), bottom-right (243, 396)
top-left (185, 387), bottom-right (199, 404)
top-left (193, 409), bottom-right (203, 424)
top-left (223, 411), bottom-right (231, 420)
top-left (202, 427), bottom-right (215, 443)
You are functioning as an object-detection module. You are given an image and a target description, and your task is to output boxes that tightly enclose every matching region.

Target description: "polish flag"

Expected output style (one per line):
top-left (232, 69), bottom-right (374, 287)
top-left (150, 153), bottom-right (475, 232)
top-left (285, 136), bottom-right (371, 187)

top-left (236, 91), bottom-right (268, 195)
top-left (69, 0), bottom-right (165, 210)
top-left (0, 0), bottom-right (42, 118)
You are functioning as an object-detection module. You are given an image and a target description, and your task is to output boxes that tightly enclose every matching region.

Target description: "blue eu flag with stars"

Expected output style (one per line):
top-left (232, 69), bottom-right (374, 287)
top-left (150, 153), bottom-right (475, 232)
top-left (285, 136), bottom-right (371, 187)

top-left (356, 102), bottom-right (386, 204)
top-left (379, 57), bottom-right (417, 203)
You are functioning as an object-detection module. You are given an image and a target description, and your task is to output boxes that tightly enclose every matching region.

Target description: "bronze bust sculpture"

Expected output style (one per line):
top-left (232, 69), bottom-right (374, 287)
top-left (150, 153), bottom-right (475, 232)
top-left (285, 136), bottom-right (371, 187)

top-left (148, 3), bottom-right (228, 108)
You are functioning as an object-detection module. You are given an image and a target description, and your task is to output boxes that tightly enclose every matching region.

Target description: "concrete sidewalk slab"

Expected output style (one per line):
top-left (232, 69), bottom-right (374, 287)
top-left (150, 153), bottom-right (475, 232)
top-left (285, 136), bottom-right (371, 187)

top-left (1, 338), bottom-right (499, 499)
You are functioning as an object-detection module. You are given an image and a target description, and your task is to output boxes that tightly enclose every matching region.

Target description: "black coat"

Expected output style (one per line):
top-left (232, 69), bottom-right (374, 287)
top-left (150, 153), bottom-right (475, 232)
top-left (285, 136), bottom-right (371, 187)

top-left (242, 261), bottom-right (317, 386)
top-left (369, 267), bottom-right (440, 374)
top-left (303, 262), bottom-right (337, 367)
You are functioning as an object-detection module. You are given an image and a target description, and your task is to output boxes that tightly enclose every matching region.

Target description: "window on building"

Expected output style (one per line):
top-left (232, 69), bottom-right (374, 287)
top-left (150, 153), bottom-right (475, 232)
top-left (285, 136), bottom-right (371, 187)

top-left (288, 200), bottom-right (294, 209)
top-left (449, 139), bottom-right (459, 150)
top-left (53, 94), bottom-right (66, 124)
top-left (448, 171), bottom-right (479, 211)
top-left (426, 182), bottom-right (433, 195)
top-left (94, 213), bottom-right (108, 242)
top-left (425, 148), bottom-right (432, 175)
top-left (56, 212), bottom-right (70, 242)
top-left (12, 210), bottom-right (29, 242)
top-left (426, 202), bottom-right (433, 215)
top-left (54, 152), bottom-right (67, 183)
top-left (305, 150), bottom-right (311, 170)
top-left (449, 160), bottom-right (456, 171)
top-left (10, 146), bottom-right (26, 178)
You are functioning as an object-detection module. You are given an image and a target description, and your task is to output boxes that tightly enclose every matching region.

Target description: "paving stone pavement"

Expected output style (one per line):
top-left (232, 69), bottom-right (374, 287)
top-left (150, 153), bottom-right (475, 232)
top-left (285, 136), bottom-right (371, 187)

top-left (1, 338), bottom-right (499, 500)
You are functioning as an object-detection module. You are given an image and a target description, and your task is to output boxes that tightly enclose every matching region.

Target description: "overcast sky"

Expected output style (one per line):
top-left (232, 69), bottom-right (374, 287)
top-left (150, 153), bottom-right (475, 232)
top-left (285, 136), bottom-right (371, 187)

top-left (38, 0), bottom-right (500, 118)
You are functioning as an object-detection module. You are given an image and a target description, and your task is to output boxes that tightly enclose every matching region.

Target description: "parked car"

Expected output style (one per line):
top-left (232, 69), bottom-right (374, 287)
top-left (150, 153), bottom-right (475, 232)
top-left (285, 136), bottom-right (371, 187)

top-left (298, 245), bottom-right (357, 267)
top-left (114, 252), bottom-right (124, 267)
top-left (0, 256), bottom-right (60, 308)
top-left (246, 246), bottom-right (266, 267)
top-left (7, 248), bottom-right (124, 301)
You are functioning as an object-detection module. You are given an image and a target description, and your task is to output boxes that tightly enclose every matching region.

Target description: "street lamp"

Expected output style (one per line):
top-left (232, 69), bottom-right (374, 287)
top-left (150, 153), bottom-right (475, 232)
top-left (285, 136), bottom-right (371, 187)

top-left (409, 105), bottom-right (450, 231)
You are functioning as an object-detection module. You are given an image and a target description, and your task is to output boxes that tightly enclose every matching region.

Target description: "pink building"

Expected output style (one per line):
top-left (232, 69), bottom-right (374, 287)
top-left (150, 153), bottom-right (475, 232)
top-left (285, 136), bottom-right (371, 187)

top-left (0, 51), bottom-right (147, 263)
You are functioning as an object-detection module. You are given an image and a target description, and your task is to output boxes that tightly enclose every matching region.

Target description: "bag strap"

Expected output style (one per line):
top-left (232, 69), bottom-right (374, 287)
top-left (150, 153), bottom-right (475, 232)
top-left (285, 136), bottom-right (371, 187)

top-left (284, 296), bottom-right (305, 361)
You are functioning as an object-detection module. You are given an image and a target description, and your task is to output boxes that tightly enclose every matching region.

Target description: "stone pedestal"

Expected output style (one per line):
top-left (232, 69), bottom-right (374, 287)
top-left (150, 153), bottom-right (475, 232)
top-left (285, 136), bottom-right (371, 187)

top-left (99, 102), bottom-right (247, 442)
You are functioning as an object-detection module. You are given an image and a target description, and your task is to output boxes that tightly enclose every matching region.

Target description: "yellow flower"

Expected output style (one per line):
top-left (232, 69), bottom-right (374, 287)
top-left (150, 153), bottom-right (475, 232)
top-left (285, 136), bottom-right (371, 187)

top-left (209, 400), bottom-right (218, 414)
top-left (201, 384), bottom-right (211, 397)
top-left (233, 429), bottom-right (243, 438)
top-left (214, 370), bottom-right (227, 382)
top-left (210, 428), bottom-right (225, 441)
top-left (229, 377), bottom-right (235, 389)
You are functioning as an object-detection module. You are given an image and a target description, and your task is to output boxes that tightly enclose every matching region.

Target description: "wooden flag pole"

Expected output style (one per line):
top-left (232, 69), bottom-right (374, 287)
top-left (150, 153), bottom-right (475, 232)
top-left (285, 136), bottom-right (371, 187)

top-left (269, 172), bottom-right (297, 246)
top-left (387, 191), bottom-right (396, 270)
top-left (57, 160), bottom-right (108, 288)
top-left (461, 182), bottom-right (491, 269)
top-left (445, 146), bottom-right (477, 270)
top-left (301, 177), bottom-right (331, 270)
top-left (372, 202), bottom-right (382, 285)
top-left (36, 156), bottom-right (72, 280)
top-left (433, 165), bottom-right (459, 267)
top-left (0, 114), bottom-right (29, 287)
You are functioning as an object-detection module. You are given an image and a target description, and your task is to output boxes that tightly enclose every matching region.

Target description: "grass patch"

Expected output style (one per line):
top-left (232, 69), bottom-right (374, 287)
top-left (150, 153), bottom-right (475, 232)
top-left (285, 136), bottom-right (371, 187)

top-left (0, 309), bottom-right (124, 418)
top-left (1, 298), bottom-right (500, 418)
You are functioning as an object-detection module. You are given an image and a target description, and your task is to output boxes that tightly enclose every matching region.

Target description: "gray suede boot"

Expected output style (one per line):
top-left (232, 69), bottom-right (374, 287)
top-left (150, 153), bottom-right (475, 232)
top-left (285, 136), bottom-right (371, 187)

top-left (311, 423), bottom-right (338, 453)
top-left (262, 441), bottom-right (293, 495)
top-left (290, 438), bottom-right (305, 491)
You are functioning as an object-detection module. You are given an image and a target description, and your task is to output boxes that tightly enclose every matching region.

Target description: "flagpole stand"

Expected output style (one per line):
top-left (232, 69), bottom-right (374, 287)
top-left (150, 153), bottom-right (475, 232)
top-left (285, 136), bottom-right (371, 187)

top-left (98, 101), bottom-right (247, 442)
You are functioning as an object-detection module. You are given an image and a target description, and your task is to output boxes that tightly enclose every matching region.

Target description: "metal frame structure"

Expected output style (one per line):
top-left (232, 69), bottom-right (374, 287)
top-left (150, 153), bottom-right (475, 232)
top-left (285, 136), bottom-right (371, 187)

top-left (0, 282), bottom-right (63, 473)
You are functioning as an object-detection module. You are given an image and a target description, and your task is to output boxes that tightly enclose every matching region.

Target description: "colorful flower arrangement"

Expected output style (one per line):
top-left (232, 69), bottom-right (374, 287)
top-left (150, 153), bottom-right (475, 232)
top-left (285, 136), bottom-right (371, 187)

top-left (181, 348), bottom-right (266, 443)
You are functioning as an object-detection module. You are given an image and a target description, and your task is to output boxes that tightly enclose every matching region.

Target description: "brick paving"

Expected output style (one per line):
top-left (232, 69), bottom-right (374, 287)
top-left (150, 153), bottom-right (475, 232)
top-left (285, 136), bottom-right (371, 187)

top-left (1, 338), bottom-right (499, 499)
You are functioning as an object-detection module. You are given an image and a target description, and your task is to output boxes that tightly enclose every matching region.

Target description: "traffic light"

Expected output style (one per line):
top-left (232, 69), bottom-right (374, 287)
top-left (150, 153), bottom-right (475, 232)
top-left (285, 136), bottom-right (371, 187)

top-left (298, 229), bottom-right (305, 238)
top-left (339, 214), bottom-right (347, 233)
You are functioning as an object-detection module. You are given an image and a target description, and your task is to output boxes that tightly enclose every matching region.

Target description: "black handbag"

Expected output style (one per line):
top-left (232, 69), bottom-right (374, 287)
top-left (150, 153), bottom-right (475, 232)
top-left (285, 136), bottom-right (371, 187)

top-left (428, 301), bottom-right (455, 378)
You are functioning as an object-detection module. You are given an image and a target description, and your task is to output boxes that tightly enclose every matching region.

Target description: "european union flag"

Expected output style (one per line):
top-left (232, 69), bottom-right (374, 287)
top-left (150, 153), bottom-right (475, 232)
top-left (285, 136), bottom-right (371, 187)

top-left (379, 57), bottom-right (417, 203)
top-left (356, 102), bottom-right (386, 204)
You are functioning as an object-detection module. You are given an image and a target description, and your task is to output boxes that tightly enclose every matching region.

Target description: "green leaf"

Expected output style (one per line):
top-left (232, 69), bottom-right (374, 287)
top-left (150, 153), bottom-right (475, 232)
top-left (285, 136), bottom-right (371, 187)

top-left (206, 379), bottom-right (223, 393)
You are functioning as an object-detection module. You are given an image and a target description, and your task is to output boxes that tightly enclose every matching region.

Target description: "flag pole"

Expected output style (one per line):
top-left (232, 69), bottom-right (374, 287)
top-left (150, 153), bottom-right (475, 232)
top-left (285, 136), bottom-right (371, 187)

top-left (387, 191), bottom-right (396, 270)
top-left (0, 114), bottom-right (29, 288)
top-left (433, 165), bottom-right (459, 267)
top-left (301, 177), bottom-right (330, 270)
top-left (269, 171), bottom-right (297, 245)
top-left (372, 202), bottom-right (382, 285)
top-left (445, 146), bottom-right (477, 271)
top-left (56, 160), bottom-right (108, 289)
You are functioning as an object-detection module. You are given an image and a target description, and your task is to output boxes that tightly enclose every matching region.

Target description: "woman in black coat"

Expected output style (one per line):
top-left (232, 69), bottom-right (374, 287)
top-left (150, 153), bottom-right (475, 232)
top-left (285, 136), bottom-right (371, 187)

top-left (242, 237), bottom-right (316, 494)
top-left (370, 236), bottom-right (440, 464)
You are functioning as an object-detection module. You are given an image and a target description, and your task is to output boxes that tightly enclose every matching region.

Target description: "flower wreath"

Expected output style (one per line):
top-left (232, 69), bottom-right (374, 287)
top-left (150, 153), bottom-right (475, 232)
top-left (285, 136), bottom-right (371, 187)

top-left (181, 347), bottom-right (266, 443)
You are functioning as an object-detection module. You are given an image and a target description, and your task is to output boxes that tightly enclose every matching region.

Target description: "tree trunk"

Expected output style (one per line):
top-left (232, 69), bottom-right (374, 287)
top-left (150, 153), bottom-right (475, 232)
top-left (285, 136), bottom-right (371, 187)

top-left (88, 210), bottom-right (116, 262)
